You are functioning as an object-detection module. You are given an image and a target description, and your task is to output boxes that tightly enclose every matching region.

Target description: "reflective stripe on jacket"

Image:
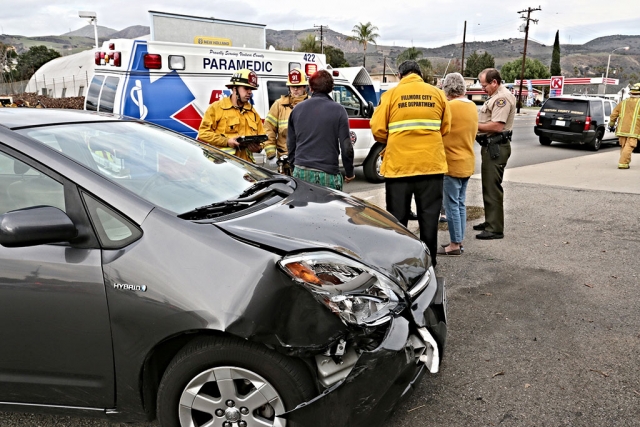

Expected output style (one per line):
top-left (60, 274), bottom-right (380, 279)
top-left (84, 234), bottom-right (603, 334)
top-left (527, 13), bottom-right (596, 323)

top-left (370, 73), bottom-right (451, 178)
top-left (263, 94), bottom-right (308, 159)
top-left (611, 97), bottom-right (640, 139)
top-left (388, 119), bottom-right (443, 133)
top-left (197, 96), bottom-right (265, 163)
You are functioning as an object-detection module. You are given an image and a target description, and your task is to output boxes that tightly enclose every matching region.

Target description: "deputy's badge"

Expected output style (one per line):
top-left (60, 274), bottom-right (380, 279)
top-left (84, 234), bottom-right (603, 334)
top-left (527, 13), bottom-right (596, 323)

top-left (496, 98), bottom-right (506, 107)
top-left (350, 130), bottom-right (357, 145)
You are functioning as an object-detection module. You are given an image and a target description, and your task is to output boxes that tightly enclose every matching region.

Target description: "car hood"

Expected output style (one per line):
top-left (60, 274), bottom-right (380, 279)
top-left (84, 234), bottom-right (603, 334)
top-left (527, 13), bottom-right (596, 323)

top-left (214, 180), bottom-right (429, 290)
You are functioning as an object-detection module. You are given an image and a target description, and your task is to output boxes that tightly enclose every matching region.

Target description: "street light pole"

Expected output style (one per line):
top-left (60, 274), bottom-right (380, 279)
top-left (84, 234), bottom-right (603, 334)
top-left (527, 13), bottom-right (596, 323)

top-left (78, 11), bottom-right (99, 49)
top-left (92, 18), bottom-right (98, 49)
top-left (604, 46), bottom-right (629, 94)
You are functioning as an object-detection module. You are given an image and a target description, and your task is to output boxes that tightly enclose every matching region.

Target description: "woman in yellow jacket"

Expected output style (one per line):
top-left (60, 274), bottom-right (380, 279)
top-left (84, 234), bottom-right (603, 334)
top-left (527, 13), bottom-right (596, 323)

top-left (197, 69), bottom-right (265, 163)
top-left (438, 72), bottom-right (477, 256)
top-left (263, 68), bottom-right (309, 166)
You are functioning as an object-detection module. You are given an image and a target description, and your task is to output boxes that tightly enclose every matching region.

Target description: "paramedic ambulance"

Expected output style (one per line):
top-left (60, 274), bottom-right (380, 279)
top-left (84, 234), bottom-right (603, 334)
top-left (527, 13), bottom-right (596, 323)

top-left (85, 39), bottom-right (385, 182)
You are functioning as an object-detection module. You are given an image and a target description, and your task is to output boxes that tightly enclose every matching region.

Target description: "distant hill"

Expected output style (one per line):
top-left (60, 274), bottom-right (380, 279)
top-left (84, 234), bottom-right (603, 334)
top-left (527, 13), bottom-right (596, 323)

top-left (267, 29), bottom-right (640, 89)
top-left (1, 25), bottom-right (151, 56)
top-left (109, 26), bottom-right (150, 39)
top-left (3, 25), bottom-right (638, 91)
top-left (62, 25), bottom-right (118, 38)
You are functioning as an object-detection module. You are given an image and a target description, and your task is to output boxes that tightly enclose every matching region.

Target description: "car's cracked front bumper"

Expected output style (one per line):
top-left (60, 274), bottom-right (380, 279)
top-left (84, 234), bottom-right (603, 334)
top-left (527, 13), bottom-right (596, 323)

top-left (281, 276), bottom-right (447, 427)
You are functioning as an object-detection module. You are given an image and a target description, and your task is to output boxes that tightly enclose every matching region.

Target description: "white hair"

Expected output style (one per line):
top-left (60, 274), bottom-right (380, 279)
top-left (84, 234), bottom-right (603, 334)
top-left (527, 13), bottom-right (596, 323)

top-left (442, 72), bottom-right (466, 98)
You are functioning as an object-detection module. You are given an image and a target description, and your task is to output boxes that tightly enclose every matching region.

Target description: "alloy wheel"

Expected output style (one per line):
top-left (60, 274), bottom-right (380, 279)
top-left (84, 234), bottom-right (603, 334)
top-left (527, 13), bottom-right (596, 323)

top-left (179, 366), bottom-right (286, 427)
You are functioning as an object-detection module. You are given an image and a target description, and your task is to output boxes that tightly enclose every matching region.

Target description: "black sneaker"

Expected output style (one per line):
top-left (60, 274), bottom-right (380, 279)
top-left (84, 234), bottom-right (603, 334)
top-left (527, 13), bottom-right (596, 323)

top-left (473, 222), bottom-right (488, 231)
top-left (476, 230), bottom-right (504, 240)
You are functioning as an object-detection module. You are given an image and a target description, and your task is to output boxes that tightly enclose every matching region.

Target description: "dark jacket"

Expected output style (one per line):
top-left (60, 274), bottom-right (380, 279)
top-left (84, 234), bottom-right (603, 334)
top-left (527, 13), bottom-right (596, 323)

top-left (287, 92), bottom-right (354, 177)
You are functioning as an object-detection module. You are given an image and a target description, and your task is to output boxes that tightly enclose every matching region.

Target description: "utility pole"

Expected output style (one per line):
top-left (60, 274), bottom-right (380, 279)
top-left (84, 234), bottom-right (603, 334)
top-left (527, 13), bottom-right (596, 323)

top-left (382, 56), bottom-right (387, 82)
top-left (314, 24), bottom-right (328, 54)
top-left (461, 20), bottom-right (467, 74)
top-left (516, 6), bottom-right (541, 113)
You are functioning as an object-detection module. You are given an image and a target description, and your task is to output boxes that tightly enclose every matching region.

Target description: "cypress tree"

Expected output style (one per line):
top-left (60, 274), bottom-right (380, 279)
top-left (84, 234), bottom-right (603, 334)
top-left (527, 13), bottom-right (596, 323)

top-left (550, 30), bottom-right (561, 76)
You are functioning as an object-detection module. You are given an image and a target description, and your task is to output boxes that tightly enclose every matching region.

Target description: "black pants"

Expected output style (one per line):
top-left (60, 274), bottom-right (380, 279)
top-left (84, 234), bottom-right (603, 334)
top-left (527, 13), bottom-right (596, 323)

top-left (385, 174), bottom-right (444, 266)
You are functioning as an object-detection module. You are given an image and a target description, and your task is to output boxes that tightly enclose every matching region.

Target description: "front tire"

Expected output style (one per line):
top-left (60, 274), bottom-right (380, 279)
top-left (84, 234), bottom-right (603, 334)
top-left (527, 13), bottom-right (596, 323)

top-left (157, 337), bottom-right (316, 427)
top-left (363, 143), bottom-right (385, 183)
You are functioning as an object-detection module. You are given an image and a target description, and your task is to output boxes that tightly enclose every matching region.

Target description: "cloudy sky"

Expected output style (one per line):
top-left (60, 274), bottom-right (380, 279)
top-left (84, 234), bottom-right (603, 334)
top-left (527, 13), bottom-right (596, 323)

top-left (2, 0), bottom-right (639, 48)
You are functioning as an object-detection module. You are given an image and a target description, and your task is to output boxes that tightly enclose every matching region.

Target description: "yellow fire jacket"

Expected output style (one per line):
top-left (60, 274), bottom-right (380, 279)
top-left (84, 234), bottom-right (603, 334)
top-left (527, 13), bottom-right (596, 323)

top-left (197, 96), bottom-right (265, 163)
top-left (610, 96), bottom-right (640, 139)
top-left (264, 94), bottom-right (308, 159)
top-left (370, 73), bottom-right (451, 178)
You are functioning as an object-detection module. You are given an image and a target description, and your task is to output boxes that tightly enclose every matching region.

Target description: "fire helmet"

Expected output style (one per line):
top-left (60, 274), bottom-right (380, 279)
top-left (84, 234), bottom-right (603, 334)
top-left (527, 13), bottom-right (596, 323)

top-left (286, 68), bottom-right (308, 86)
top-left (630, 82), bottom-right (640, 95)
top-left (227, 69), bottom-right (259, 89)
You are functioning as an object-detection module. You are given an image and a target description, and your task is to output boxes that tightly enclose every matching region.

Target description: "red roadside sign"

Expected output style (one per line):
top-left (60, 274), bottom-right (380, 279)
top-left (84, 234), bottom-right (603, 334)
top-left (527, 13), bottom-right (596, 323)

top-left (550, 76), bottom-right (564, 96)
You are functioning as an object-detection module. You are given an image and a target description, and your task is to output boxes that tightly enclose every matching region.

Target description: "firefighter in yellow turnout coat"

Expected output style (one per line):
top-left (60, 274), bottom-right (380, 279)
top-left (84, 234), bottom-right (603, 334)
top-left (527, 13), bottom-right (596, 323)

top-left (263, 69), bottom-right (309, 165)
top-left (609, 83), bottom-right (640, 169)
top-left (370, 60), bottom-right (451, 266)
top-left (197, 69), bottom-right (265, 163)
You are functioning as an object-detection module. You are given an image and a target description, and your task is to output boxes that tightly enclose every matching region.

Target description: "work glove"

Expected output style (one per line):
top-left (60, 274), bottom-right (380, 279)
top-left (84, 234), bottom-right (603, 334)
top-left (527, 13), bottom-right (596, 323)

top-left (608, 126), bottom-right (615, 133)
top-left (267, 156), bottom-right (278, 167)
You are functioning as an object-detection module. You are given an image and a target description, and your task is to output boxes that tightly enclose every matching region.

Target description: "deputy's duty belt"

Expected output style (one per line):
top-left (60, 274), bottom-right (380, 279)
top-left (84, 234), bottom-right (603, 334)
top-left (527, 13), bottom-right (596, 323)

top-left (475, 130), bottom-right (512, 147)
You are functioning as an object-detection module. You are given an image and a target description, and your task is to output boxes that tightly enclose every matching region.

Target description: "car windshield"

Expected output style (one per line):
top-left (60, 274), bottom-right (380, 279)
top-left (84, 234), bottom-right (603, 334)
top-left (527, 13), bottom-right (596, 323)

top-left (17, 121), bottom-right (271, 214)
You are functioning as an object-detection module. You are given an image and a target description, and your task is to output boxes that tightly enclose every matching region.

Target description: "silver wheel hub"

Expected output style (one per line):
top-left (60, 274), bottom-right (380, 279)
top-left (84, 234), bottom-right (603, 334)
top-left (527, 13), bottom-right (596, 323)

top-left (225, 407), bottom-right (241, 422)
top-left (178, 366), bottom-right (286, 427)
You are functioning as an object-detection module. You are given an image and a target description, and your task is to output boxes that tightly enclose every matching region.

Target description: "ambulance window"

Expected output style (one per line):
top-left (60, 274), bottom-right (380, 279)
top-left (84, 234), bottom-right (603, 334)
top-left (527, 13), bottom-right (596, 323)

top-left (98, 76), bottom-right (120, 113)
top-left (86, 76), bottom-right (105, 111)
top-left (604, 101), bottom-right (612, 116)
top-left (267, 81), bottom-right (288, 108)
top-left (332, 85), bottom-right (362, 117)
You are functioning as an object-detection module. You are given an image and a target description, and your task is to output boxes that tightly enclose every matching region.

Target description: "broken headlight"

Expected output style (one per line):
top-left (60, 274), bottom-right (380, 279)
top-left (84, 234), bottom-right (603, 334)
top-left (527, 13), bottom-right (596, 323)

top-left (278, 251), bottom-right (404, 326)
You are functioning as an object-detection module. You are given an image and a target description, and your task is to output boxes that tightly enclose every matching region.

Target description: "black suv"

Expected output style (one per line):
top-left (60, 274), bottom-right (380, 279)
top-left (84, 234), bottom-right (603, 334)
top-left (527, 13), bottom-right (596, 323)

top-left (534, 96), bottom-right (617, 151)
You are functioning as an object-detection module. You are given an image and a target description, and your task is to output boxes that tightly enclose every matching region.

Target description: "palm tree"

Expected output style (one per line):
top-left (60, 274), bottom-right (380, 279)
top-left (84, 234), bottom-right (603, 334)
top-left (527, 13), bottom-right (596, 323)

top-left (347, 22), bottom-right (380, 68)
top-left (418, 59), bottom-right (434, 83)
top-left (298, 34), bottom-right (321, 53)
top-left (397, 47), bottom-right (423, 64)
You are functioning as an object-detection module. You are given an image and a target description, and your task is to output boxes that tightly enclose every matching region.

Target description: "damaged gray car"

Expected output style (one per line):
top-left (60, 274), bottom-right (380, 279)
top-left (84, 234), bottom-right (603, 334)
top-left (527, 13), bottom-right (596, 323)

top-left (0, 109), bottom-right (447, 427)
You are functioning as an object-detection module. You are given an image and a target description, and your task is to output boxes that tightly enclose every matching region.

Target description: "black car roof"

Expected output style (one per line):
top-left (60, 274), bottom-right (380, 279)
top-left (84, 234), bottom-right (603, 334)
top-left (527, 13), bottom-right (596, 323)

top-left (0, 108), bottom-right (132, 129)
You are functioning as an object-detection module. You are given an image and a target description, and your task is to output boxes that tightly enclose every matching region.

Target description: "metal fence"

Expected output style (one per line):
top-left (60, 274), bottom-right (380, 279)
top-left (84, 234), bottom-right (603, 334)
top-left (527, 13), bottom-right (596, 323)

top-left (0, 72), bottom-right (91, 97)
top-left (0, 80), bottom-right (29, 95)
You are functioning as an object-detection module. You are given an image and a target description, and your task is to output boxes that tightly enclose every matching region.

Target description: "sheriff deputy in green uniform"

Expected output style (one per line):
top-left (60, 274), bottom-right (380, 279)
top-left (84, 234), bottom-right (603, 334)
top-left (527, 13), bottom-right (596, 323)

top-left (472, 68), bottom-right (516, 240)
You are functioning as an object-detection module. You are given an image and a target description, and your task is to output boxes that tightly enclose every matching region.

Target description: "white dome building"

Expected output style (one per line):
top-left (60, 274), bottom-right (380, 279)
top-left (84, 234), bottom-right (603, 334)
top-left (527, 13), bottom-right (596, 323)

top-left (26, 49), bottom-right (97, 98)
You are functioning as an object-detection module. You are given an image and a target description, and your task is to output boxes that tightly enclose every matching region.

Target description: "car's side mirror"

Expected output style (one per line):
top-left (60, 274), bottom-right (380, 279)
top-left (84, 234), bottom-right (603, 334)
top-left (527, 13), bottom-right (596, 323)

top-left (363, 101), bottom-right (375, 119)
top-left (0, 206), bottom-right (78, 248)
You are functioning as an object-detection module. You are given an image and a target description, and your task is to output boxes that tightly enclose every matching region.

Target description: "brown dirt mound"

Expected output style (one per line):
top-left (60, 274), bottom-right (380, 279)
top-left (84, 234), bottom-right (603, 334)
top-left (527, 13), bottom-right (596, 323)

top-left (0, 93), bottom-right (84, 109)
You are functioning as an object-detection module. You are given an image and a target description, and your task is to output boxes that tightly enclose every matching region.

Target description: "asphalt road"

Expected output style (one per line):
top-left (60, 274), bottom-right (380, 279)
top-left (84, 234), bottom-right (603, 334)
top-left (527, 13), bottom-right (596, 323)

top-left (3, 109), bottom-right (638, 427)
top-left (394, 178), bottom-right (640, 427)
